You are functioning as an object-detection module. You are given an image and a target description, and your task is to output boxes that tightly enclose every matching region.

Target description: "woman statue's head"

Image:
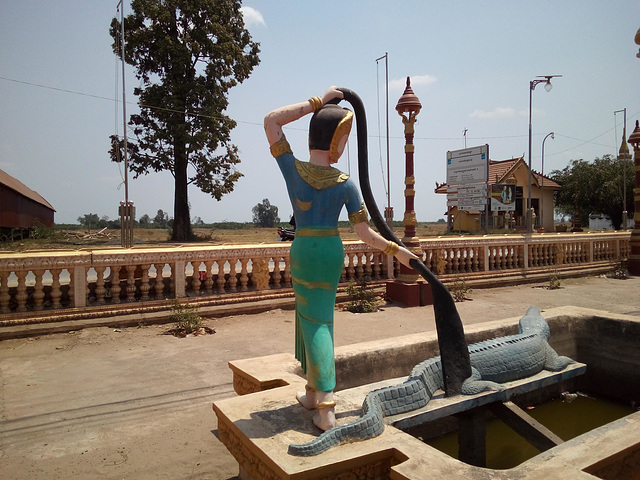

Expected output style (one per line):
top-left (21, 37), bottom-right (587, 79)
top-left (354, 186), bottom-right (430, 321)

top-left (308, 104), bottom-right (353, 164)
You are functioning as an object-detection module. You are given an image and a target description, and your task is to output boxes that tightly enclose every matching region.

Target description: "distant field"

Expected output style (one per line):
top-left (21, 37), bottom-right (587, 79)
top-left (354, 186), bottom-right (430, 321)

top-left (1, 222), bottom-right (449, 252)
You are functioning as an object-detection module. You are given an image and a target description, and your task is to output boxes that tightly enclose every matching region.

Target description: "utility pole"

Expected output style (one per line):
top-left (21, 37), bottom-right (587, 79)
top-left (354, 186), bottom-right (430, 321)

top-left (117, 0), bottom-right (135, 247)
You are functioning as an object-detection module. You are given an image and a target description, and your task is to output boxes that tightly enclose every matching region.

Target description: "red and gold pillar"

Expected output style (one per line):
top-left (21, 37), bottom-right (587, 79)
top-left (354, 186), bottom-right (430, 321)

top-left (386, 77), bottom-right (432, 306)
top-left (628, 120), bottom-right (640, 275)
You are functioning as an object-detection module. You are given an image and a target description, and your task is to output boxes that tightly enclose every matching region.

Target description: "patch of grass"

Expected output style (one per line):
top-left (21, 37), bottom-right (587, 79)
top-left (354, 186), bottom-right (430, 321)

top-left (450, 277), bottom-right (472, 302)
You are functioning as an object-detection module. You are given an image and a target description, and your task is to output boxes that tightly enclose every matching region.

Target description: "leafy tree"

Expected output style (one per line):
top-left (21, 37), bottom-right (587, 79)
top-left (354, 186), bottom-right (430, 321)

top-left (109, 0), bottom-right (260, 241)
top-left (139, 213), bottom-right (151, 227)
top-left (78, 213), bottom-right (100, 231)
top-left (252, 198), bottom-right (280, 227)
top-left (153, 209), bottom-right (170, 229)
top-left (551, 154), bottom-right (634, 229)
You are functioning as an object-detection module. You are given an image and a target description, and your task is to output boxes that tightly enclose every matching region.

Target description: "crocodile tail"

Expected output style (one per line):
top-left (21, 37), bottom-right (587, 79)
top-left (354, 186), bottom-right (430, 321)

top-left (288, 398), bottom-right (385, 456)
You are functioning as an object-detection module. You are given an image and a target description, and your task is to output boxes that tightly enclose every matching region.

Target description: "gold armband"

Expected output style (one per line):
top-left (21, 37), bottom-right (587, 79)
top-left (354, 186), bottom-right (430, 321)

top-left (383, 241), bottom-right (399, 256)
top-left (348, 203), bottom-right (369, 225)
top-left (308, 96), bottom-right (323, 113)
top-left (270, 135), bottom-right (293, 158)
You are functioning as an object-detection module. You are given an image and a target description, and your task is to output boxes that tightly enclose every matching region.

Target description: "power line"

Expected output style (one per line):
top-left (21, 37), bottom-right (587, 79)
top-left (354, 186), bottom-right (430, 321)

top-left (3, 75), bottom-right (638, 151)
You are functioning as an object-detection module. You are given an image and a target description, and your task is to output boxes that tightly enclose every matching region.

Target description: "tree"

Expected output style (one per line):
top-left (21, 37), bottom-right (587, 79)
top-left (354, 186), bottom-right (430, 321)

top-left (139, 213), bottom-right (151, 227)
top-left (252, 198), bottom-right (280, 227)
top-left (78, 213), bottom-right (100, 231)
top-left (153, 209), bottom-right (170, 229)
top-left (551, 154), bottom-right (634, 229)
top-left (109, 0), bottom-right (260, 241)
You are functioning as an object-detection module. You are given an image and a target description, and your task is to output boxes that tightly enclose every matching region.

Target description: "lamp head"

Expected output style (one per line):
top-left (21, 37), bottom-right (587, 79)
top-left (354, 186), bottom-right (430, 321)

top-left (396, 77), bottom-right (422, 115)
top-left (534, 75), bottom-right (562, 92)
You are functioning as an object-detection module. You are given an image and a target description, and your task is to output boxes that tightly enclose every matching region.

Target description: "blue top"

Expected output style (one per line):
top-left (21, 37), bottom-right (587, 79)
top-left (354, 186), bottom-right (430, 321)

top-left (273, 140), bottom-right (365, 229)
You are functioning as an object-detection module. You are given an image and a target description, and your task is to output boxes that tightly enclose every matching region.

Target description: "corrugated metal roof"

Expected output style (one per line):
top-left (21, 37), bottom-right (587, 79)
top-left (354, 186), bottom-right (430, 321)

top-left (0, 168), bottom-right (55, 211)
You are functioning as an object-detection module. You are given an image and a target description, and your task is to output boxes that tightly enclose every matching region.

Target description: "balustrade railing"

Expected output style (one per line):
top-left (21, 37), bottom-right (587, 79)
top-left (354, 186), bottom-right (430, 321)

top-left (0, 232), bottom-right (630, 316)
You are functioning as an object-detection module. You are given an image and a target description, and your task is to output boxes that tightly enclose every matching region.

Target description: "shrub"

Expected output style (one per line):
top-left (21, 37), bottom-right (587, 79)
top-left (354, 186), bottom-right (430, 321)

top-left (548, 270), bottom-right (562, 290)
top-left (611, 261), bottom-right (628, 280)
top-left (450, 277), bottom-right (472, 302)
top-left (345, 277), bottom-right (380, 313)
top-left (168, 302), bottom-right (203, 336)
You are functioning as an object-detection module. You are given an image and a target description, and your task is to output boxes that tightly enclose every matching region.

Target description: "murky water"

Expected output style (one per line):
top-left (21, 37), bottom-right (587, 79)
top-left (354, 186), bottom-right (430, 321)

top-left (424, 393), bottom-right (635, 470)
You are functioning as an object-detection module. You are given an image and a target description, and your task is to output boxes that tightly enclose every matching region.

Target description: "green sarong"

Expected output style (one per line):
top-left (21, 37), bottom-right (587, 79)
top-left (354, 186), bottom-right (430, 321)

top-left (290, 228), bottom-right (343, 392)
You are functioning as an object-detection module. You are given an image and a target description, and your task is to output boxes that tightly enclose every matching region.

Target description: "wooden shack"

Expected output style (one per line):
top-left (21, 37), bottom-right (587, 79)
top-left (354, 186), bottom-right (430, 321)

top-left (0, 168), bottom-right (55, 231)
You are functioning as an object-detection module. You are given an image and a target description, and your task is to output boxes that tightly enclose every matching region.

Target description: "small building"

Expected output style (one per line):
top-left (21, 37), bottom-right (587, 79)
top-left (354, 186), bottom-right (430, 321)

top-left (435, 156), bottom-right (561, 233)
top-left (0, 168), bottom-right (55, 232)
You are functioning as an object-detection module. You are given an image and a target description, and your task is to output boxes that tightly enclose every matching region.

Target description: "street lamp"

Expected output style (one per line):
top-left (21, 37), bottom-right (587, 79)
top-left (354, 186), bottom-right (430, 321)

top-left (540, 132), bottom-right (554, 232)
top-left (528, 75), bottom-right (561, 232)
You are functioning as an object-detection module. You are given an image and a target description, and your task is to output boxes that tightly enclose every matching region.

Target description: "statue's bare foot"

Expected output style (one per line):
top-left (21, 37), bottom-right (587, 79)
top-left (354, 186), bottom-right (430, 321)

top-left (313, 398), bottom-right (336, 431)
top-left (296, 385), bottom-right (317, 409)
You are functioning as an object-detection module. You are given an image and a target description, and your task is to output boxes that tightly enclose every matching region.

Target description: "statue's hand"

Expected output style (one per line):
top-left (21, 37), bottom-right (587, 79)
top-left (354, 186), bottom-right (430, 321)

top-left (321, 86), bottom-right (343, 105)
top-left (396, 247), bottom-right (419, 268)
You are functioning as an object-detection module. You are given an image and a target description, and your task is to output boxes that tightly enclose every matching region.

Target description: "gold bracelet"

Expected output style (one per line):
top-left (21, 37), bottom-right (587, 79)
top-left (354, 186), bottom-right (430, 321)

top-left (383, 241), bottom-right (399, 256)
top-left (308, 96), bottom-right (323, 113)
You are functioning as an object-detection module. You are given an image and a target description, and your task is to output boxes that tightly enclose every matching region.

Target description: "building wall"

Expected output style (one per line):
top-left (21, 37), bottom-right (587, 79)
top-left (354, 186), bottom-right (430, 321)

top-left (0, 185), bottom-right (55, 229)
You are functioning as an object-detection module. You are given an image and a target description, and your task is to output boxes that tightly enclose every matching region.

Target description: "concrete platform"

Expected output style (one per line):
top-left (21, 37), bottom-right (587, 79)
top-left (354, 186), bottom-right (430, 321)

top-left (213, 307), bottom-right (640, 480)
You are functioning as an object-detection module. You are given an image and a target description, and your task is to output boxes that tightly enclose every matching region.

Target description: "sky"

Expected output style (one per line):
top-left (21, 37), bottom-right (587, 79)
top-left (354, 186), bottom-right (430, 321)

top-left (1, 1), bottom-right (639, 225)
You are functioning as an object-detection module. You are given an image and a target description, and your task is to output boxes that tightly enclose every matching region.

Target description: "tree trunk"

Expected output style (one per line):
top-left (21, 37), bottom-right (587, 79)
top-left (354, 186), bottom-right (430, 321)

top-left (172, 135), bottom-right (193, 241)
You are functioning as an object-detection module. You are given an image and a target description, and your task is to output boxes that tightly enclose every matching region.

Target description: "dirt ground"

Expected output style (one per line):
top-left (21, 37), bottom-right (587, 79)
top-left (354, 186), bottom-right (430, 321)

top-left (1, 275), bottom-right (640, 480)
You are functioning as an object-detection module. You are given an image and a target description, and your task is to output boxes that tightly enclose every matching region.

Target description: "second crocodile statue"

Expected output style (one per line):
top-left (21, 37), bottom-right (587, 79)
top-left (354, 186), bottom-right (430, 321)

top-left (288, 305), bottom-right (575, 456)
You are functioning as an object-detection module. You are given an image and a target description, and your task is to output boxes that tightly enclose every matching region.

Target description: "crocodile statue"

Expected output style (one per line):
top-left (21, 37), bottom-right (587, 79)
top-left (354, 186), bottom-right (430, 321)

top-left (288, 305), bottom-right (575, 456)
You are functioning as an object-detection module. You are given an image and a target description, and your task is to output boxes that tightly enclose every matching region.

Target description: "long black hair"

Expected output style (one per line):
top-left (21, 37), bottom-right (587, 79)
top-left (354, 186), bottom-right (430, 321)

top-left (337, 88), bottom-right (471, 395)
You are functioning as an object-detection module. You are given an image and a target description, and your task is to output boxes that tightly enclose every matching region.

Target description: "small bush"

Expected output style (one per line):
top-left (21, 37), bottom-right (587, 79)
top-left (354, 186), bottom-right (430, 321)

top-left (611, 261), bottom-right (628, 280)
top-left (344, 277), bottom-right (381, 313)
top-left (450, 277), bottom-right (472, 302)
top-left (549, 270), bottom-right (562, 290)
top-left (167, 302), bottom-right (210, 337)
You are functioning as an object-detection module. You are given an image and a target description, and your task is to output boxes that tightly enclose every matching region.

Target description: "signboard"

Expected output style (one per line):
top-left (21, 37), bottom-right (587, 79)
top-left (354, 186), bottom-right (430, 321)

top-left (491, 184), bottom-right (516, 211)
top-left (446, 145), bottom-right (489, 186)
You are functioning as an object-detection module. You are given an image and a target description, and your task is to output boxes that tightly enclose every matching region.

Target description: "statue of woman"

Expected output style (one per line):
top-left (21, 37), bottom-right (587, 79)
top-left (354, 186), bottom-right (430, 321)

top-left (264, 87), bottom-right (417, 431)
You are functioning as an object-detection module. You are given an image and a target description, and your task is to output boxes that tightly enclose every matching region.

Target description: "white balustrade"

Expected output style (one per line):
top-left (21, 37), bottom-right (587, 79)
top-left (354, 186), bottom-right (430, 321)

top-left (0, 232), bottom-right (630, 316)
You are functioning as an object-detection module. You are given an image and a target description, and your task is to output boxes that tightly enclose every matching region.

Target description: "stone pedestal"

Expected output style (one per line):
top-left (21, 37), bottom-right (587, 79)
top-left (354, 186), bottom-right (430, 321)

top-left (385, 279), bottom-right (432, 307)
top-left (212, 307), bottom-right (640, 480)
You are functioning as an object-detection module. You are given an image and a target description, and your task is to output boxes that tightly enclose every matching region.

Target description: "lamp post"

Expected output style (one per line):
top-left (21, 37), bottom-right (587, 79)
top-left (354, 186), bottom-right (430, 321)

top-left (527, 75), bottom-right (561, 232)
top-left (397, 77), bottom-right (421, 271)
top-left (628, 120), bottom-right (640, 275)
top-left (386, 77), bottom-right (427, 306)
top-left (540, 132), bottom-right (554, 232)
